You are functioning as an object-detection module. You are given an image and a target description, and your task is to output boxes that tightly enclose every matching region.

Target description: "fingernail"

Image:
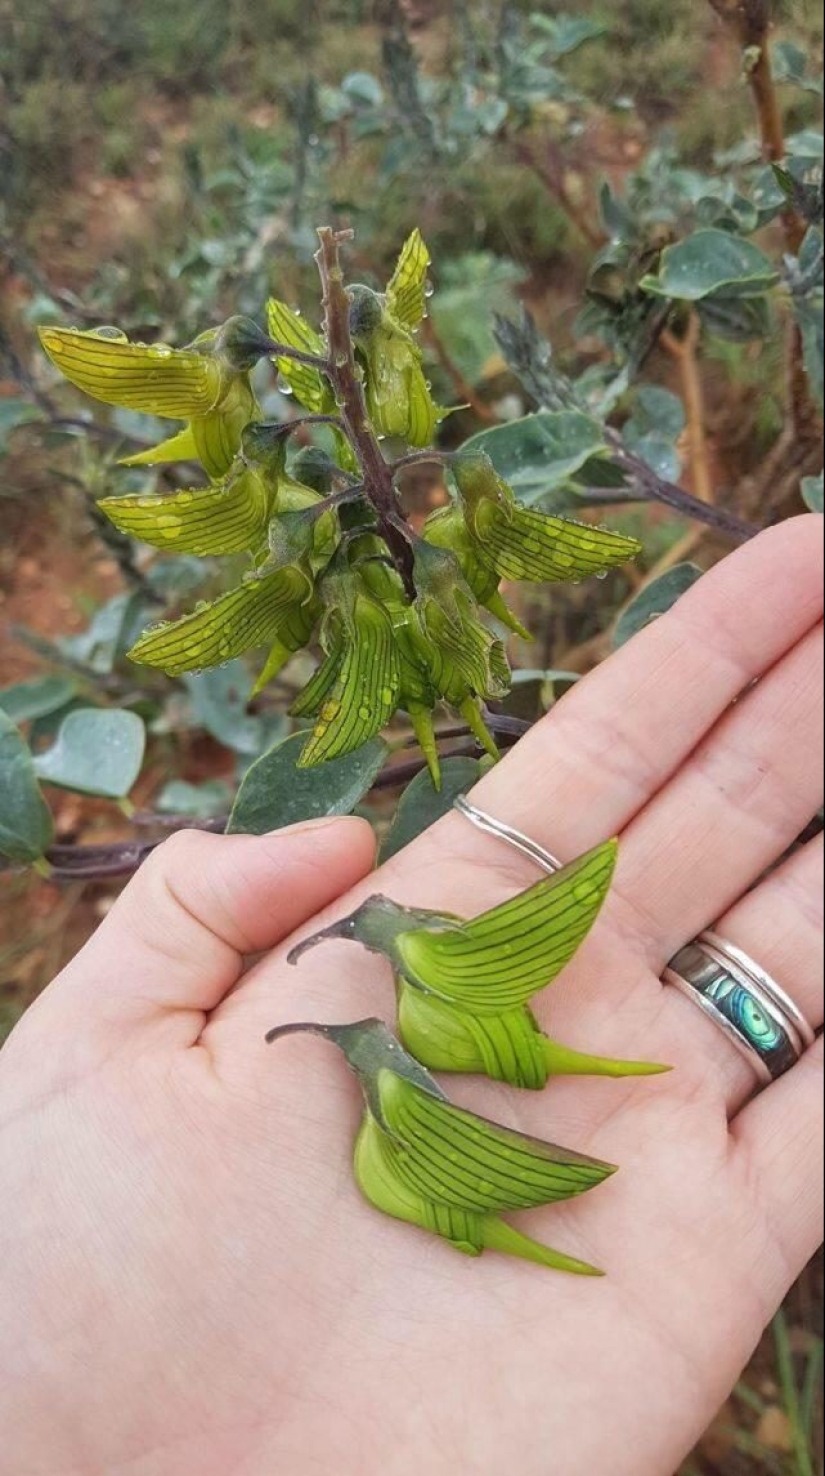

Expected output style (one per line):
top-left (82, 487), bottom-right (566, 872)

top-left (266, 815), bottom-right (368, 838)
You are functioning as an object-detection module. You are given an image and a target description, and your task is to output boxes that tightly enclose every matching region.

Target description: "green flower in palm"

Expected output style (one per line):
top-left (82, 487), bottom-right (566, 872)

top-left (267, 1016), bottom-right (616, 1275)
top-left (290, 841), bottom-right (669, 1089)
top-left (38, 315), bottom-right (273, 478)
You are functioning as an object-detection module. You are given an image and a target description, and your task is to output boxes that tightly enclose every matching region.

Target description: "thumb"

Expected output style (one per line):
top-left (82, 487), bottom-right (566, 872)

top-left (12, 818), bottom-right (376, 1058)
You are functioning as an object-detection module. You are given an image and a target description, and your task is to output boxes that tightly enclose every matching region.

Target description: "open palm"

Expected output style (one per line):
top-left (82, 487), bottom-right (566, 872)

top-left (1, 516), bottom-right (822, 1476)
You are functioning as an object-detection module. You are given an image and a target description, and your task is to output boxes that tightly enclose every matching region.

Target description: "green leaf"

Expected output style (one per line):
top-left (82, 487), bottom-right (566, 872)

top-left (0, 676), bottom-right (78, 725)
top-left (698, 291), bottom-right (773, 342)
top-left (0, 711), bottom-right (54, 865)
top-left (642, 229), bottom-right (780, 302)
top-left (0, 398), bottom-right (43, 454)
top-left (462, 412), bottom-right (610, 506)
top-left (624, 387), bottom-right (686, 482)
top-left (183, 663), bottom-right (264, 756)
top-left (63, 592), bottom-right (150, 676)
top-left (381, 757), bottom-right (482, 862)
top-left (227, 732), bottom-right (388, 835)
top-left (33, 709), bottom-right (146, 799)
top-left (613, 563), bottom-right (703, 647)
top-left (156, 779), bottom-right (233, 819)
top-left (801, 472), bottom-right (824, 513)
top-left (772, 40), bottom-right (824, 95)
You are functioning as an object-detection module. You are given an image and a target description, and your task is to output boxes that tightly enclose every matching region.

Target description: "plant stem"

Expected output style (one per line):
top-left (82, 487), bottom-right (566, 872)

top-left (512, 139), bottom-right (604, 250)
top-left (604, 431), bottom-right (758, 538)
top-left (708, 0), bottom-right (817, 454)
top-left (663, 314), bottom-right (715, 504)
top-left (314, 227), bottom-right (417, 596)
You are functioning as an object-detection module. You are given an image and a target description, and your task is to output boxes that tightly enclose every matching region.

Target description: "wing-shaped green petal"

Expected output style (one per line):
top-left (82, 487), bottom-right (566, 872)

top-left (379, 1072), bottom-right (615, 1213)
top-left (100, 467), bottom-right (271, 556)
top-left (396, 839), bottom-right (617, 1013)
top-left (386, 229), bottom-right (431, 333)
top-left (476, 500), bottom-right (641, 583)
top-left (266, 299), bottom-right (332, 413)
top-left (129, 567), bottom-right (309, 676)
top-left (39, 328), bottom-right (221, 418)
top-left (119, 424), bottom-right (200, 468)
top-left (298, 596), bottom-right (401, 766)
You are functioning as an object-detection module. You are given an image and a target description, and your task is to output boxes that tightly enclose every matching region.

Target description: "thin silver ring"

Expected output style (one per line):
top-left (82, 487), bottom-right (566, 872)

top-left (453, 796), bottom-right (814, 1086)
top-left (453, 796), bottom-right (562, 874)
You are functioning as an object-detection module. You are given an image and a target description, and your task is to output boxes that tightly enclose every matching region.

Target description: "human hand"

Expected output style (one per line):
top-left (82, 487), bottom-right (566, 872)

top-left (1, 516), bottom-right (822, 1476)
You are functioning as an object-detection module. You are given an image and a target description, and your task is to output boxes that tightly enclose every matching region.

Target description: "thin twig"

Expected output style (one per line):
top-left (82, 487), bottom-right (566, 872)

top-left (512, 140), bottom-right (604, 250)
top-left (315, 227), bottom-right (416, 596)
top-left (662, 313), bottom-right (715, 505)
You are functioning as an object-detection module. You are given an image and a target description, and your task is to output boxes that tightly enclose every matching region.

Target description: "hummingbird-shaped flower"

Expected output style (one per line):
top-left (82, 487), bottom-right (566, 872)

top-left (127, 464), bottom-right (338, 691)
top-left (39, 315), bottom-right (272, 478)
top-left (98, 422), bottom-right (318, 562)
top-left (290, 841), bottom-right (668, 1089)
top-left (437, 447), bottom-right (642, 586)
top-left (347, 230), bottom-right (450, 447)
top-left (291, 556), bottom-right (402, 767)
top-left (266, 1016), bottom-right (616, 1275)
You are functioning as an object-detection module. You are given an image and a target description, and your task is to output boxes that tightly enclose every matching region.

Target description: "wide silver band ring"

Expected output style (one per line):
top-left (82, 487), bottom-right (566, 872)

top-left (453, 797), bottom-right (814, 1086)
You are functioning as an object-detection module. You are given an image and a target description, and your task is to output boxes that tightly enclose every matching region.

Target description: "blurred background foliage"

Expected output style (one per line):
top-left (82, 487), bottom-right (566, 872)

top-left (0, 5), bottom-right (822, 1471)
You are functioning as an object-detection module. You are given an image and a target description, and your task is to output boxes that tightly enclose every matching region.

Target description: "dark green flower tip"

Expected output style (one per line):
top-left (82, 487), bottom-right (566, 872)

top-left (287, 895), bottom-right (457, 968)
top-left (349, 285), bottom-right (385, 340)
top-left (217, 315), bottom-right (278, 371)
top-left (240, 420), bottom-right (292, 471)
top-left (288, 446), bottom-right (342, 495)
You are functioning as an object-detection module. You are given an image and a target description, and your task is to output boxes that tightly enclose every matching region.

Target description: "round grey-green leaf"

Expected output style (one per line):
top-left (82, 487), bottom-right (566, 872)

top-left (614, 563), bottom-right (703, 647)
top-left (642, 229), bottom-right (780, 302)
top-left (0, 711), bottom-right (54, 865)
top-left (227, 734), bottom-right (389, 836)
top-left (461, 411), bottom-right (610, 506)
top-left (381, 757), bottom-right (483, 862)
top-left (0, 675), bottom-right (78, 725)
top-left (33, 709), bottom-right (146, 799)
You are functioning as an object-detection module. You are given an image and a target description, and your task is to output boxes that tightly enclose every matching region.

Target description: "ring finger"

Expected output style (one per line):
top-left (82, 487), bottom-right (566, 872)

top-left (658, 836), bottom-right (823, 1115)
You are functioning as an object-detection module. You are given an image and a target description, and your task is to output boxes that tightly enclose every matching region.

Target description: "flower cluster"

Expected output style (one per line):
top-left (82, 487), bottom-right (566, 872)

top-left (40, 231), bottom-right (641, 783)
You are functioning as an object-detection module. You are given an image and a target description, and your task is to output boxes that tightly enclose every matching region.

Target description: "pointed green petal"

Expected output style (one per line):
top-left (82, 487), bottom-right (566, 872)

top-left (266, 299), bottom-right (332, 413)
top-left (290, 642), bottom-right (343, 718)
top-left (129, 566), bottom-right (309, 676)
top-left (405, 359), bottom-right (439, 447)
top-left (543, 1039), bottom-right (671, 1079)
top-left (119, 424), bottom-right (200, 467)
top-left (386, 228), bottom-right (431, 332)
top-left (477, 499), bottom-right (641, 583)
top-left (191, 376), bottom-right (259, 478)
top-left (298, 595), bottom-right (401, 766)
top-left (407, 703), bottom-right (441, 789)
top-left (397, 839), bottom-right (618, 1013)
top-left (100, 467), bottom-right (272, 557)
top-left (39, 328), bottom-right (220, 417)
top-left (458, 697), bottom-right (500, 760)
top-left (482, 588), bottom-right (532, 641)
top-left (482, 1217), bottom-right (605, 1276)
top-left (379, 1071), bottom-right (616, 1213)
